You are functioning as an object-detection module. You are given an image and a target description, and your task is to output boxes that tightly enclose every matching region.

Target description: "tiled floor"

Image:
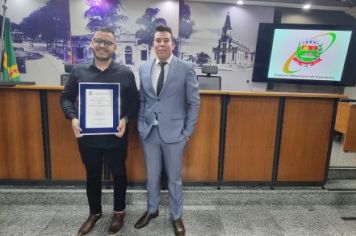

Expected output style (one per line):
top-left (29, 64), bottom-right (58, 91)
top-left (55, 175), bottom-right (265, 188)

top-left (1, 140), bottom-right (356, 235)
top-left (1, 203), bottom-right (356, 235)
top-left (330, 140), bottom-right (356, 167)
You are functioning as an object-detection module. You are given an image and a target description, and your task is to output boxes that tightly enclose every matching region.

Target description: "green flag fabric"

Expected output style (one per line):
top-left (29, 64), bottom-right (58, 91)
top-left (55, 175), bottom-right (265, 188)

top-left (2, 18), bottom-right (20, 81)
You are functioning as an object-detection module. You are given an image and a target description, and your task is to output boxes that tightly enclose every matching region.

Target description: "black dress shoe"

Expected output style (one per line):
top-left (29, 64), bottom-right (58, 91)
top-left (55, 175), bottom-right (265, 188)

top-left (172, 218), bottom-right (185, 236)
top-left (77, 213), bottom-right (102, 236)
top-left (108, 211), bottom-right (125, 235)
top-left (134, 210), bottom-right (159, 229)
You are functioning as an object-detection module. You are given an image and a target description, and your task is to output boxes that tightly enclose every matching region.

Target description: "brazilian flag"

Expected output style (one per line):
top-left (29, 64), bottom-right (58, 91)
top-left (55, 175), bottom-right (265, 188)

top-left (2, 18), bottom-right (20, 81)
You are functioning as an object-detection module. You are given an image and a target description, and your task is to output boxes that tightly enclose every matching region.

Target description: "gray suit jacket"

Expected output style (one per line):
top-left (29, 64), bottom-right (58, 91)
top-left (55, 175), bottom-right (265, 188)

top-left (138, 56), bottom-right (200, 143)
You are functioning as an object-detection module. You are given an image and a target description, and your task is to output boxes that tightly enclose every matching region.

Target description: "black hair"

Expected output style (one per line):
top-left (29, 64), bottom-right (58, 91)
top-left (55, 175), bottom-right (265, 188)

top-left (95, 27), bottom-right (116, 38)
top-left (155, 25), bottom-right (174, 40)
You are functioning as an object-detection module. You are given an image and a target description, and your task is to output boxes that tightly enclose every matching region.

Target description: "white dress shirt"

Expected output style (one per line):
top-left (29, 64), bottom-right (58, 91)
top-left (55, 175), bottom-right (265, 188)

top-left (151, 54), bottom-right (173, 125)
top-left (151, 54), bottom-right (173, 94)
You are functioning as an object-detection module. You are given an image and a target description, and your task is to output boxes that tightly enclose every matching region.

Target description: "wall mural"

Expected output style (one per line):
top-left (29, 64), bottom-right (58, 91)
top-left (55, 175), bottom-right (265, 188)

top-left (69, 0), bottom-right (179, 84)
top-left (5, 0), bottom-right (70, 85)
top-left (178, 1), bottom-right (274, 90)
top-left (5, 0), bottom-right (273, 88)
top-left (5, 0), bottom-right (178, 85)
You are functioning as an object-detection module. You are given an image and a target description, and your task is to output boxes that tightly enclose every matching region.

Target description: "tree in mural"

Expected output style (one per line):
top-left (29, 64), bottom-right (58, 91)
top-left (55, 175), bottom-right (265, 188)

top-left (0, 16), bottom-right (20, 34)
top-left (177, 0), bottom-right (194, 57)
top-left (84, 0), bottom-right (127, 33)
top-left (179, 0), bottom-right (194, 39)
top-left (136, 8), bottom-right (167, 55)
top-left (196, 52), bottom-right (210, 66)
top-left (19, 10), bottom-right (42, 40)
top-left (18, 0), bottom-right (70, 59)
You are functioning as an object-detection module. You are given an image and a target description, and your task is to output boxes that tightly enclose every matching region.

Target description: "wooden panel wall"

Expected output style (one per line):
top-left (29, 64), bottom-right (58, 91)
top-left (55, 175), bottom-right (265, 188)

top-left (47, 91), bottom-right (86, 180)
top-left (335, 102), bottom-right (356, 152)
top-left (182, 94), bottom-right (221, 181)
top-left (335, 102), bottom-right (350, 134)
top-left (277, 98), bottom-right (334, 182)
top-left (343, 104), bottom-right (356, 152)
top-left (0, 89), bottom-right (45, 179)
top-left (224, 96), bottom-right (279, 181)
top-left (47, 91), bottom-right (147, 181)
top-left (0, 88), bottom-right (338, 185)
top-left (125, 94), bottom-right (222, 182)
top-left (126, 121), bottom-right (146, 181)
top-left (46, 92), bottom-right (220, 182)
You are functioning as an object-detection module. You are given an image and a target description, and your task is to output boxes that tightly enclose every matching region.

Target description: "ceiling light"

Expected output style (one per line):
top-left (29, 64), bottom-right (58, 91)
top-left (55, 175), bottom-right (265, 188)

top-left (237, 0), bottom-right (244, 5)
top-left (303, 3), bottom-right (311, 9)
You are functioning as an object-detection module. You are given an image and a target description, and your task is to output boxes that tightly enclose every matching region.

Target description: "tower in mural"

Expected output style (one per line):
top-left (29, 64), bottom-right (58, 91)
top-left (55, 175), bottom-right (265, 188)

top-left (213, 12), bottom-right (254, 67)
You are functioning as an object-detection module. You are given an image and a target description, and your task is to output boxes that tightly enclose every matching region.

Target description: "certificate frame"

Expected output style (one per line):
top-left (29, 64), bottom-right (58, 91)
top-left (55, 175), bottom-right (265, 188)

top-left (79, 82), bottom-right (120, 135)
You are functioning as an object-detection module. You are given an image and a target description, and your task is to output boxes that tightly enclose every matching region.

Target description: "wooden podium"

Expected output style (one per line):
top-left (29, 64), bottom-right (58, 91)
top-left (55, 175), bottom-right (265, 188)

top-left (335, 102), bottom-right (356, 152)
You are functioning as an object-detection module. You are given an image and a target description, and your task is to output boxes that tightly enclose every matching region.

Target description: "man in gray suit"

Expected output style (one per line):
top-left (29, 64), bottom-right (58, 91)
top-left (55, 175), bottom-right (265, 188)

top-left (134, 25), bottom-right (200, 236)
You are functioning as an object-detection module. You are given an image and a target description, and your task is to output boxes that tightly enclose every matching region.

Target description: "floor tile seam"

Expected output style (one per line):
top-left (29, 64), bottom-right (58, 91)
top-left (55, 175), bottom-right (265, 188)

top-left (37, 212), bottom-right (56, 236)
top-left (2, 203), bottom-right (338, 207)
top-left (268, 210), bottom-right (286, 235)
top-left (0, 189), bottom-right (336, 194)
top-left (318, 210), bottom-right (351, 236)
top-left (4, 203), bottom-right (356, 210)
top-left (215, 204), bottom-right (228, 236)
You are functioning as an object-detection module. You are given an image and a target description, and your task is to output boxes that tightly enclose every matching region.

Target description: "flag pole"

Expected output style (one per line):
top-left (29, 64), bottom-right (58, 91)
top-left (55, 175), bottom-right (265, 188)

top-left (0, 0), bottom-right (8, 81)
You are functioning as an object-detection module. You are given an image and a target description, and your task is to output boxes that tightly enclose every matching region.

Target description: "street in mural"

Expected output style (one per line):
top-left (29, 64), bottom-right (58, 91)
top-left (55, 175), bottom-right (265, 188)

top-left (5, 0), bottom-right (70, 84)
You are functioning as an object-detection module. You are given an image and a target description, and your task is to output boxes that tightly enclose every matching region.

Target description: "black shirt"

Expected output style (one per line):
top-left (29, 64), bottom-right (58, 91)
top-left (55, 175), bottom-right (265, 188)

top-left (60, 60), bottom-right (139, 148)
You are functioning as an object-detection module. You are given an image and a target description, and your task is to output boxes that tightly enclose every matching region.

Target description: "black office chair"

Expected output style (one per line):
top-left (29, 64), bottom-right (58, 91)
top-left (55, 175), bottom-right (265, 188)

top-left (60, 74), bottom-right (70, 86)
top-left (64, 64), bottom-right (74, 73)
top-left (197, 64), bottom-right (221, 90)
top-left (60, 64), bottom-right (74, 86)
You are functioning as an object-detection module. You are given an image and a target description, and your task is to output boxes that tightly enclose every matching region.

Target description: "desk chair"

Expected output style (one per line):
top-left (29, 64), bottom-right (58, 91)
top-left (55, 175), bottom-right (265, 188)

top-left (60, 64), bottom-right (74, 86)
top-left (197, 64), bottom-right (221, 90)
top-left (60, 74), bottom-right (70, 86)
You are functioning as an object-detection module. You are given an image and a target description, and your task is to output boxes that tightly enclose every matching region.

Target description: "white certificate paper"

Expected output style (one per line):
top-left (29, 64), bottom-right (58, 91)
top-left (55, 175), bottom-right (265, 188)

top-left (79, 82), bottom-right (120, 135)
top-left (85, 89), bottom-right (114, 128)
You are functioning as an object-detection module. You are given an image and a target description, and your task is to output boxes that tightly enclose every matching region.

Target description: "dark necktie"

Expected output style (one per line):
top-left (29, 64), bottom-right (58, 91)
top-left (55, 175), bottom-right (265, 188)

top-left (156, 62), bottom-right (167, 95)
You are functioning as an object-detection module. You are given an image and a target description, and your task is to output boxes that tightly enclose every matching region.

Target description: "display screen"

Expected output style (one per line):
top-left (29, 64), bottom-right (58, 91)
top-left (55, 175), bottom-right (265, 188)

top-left (268, 29), bottom-right (352, 82)
top-left (252, 23), bottom-right (356, 86)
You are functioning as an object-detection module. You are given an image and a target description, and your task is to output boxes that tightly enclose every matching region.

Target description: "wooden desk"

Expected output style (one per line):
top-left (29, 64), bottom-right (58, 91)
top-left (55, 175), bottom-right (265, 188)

top-left (0, 86), bottom-right (344, 186)
top-left (335, 102), bottom-right (356, 152)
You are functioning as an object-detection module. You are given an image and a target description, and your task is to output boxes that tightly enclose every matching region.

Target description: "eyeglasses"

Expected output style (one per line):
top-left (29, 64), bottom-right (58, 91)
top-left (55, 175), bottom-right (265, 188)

top-left (92, 38), bottom-right (116, 47)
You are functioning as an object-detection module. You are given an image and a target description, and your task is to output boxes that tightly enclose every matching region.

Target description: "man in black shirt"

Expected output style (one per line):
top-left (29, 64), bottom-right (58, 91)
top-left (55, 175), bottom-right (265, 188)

top-left (60, 28), bottom-right (139, 236)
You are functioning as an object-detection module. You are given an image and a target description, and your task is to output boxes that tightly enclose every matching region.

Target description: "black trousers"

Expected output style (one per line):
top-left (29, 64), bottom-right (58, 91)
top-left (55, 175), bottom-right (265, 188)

top-left (78, 138), bottom-right (128, 214)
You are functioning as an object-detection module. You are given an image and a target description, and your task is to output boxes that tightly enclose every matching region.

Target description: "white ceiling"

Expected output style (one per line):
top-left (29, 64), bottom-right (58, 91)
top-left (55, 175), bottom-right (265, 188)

top-left (186, 0), bottom-right (356, 11)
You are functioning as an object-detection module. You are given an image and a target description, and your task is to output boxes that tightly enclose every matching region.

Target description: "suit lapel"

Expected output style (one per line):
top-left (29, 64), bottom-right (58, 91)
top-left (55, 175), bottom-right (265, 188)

top-left (159, 56), bottom-right (177, 96)
top-left (143, 60), bottom-right (156, 96)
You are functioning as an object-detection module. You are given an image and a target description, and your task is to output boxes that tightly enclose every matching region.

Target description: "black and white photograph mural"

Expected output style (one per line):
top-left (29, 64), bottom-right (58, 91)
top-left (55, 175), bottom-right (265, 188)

top-left (5, 0), bottom-right (178, 85)
top-left (6, 0), bottom-right (70, 85)
top-left (69, 0), bottom-right (179, 82)
top-left (178, 1), bottom-right (274, 90)
top-left (4, 0), bottom-right (273, 88)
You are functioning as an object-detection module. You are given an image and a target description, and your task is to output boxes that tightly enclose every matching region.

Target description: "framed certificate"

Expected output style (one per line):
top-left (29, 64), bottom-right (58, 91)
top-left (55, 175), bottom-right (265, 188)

top-left (79, 82), bottom-right (120, 135)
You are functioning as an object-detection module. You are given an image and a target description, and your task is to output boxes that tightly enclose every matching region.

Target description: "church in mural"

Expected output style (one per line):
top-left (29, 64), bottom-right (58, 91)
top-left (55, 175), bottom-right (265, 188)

top-left (213, 13), bottom-right (255, 68)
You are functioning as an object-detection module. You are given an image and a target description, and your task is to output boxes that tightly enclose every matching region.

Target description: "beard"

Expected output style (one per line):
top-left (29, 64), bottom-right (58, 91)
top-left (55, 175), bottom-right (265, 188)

top-left (93, 49), bottom-right (113, 61)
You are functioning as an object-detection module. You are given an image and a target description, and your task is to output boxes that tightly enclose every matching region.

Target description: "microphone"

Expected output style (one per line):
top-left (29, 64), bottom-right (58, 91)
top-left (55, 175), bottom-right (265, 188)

top-left (246, 80), bottom-right (253, 91)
